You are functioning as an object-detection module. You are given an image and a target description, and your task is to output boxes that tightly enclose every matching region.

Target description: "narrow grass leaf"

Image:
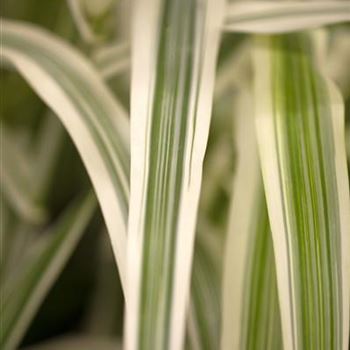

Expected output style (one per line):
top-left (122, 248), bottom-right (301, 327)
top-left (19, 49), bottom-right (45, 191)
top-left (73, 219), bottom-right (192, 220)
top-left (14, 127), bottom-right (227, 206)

top-left (0, 114), bottom-right (63, 224)
top-left (32, 114), bottom-right (65, 200)
top-left (0, 126), bottom-right (47, 224)
top-left (66, 0), bottom-right (99, 44)
top-left (1, 19), bottom-right (129, 287)
top-left (127, 0), bottom-right (224, 349)
top-left (187, 233), bottom-right (221, 350)
top-left (221, 91), bottom-right (282, 350)
top-left (224, 2), bottom-right (350, 34)
top-left (0, 192), bottom-right (96, 350)
top-left (253, 34), bottom-right (350, 350)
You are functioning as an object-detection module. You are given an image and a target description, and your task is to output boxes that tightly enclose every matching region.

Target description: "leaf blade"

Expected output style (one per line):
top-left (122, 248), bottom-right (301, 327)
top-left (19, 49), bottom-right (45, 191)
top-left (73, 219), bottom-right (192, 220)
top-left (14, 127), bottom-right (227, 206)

top-left (253, 34), bottom-right (350, 350)
top-left (0, 193), bottom-right (96, 350)
top-left (221, 91), bottom-right (282, 350)
top-left (127, 0), bottom-right (225, 349)
top-left (224, 2), bottom-right (350, 34)
top-left (1, 19), bottom-right (129, 287)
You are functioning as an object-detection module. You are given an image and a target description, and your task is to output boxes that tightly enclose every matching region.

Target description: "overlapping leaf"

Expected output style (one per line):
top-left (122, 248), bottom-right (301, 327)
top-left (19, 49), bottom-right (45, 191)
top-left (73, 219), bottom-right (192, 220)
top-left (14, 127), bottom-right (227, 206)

top-left (221, 91), bottom-right (282, 350)
top-left (253, 34), bottom-right (350, 350)
top-left (0, 126), bottom-right (47, 224)
top-left (0, 193), bottom-right (96, 350)
top-left (1, 19), bottom-right (129, 287)
top-left (224, 1), bottom-right (350, 33)
top-left (187, 232), bottom-right (221, 350)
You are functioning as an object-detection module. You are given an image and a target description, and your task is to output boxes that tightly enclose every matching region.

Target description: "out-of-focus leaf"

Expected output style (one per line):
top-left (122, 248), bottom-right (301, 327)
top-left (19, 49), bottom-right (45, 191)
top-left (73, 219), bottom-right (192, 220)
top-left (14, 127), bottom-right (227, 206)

top-left (66, 0), bottom-right (100, 44)
top-left (0, 126), bottom-right (47, 224)
top-left (221, 91), bottom-right (282, 350)
top-left (0, 192), bottom-right (97, 350)
top-left (92, 43), bottom-right (129, 79)
top-left (224, 2), bottom-right (350, 34)
top-left (327, 29), bottom-right (350, 97)
top-left (187, 232), bottom-right (222, 350)
top-left (23, 334), bottom-right (121, 350)
top-left (0, 114), bottom-right (63, 224)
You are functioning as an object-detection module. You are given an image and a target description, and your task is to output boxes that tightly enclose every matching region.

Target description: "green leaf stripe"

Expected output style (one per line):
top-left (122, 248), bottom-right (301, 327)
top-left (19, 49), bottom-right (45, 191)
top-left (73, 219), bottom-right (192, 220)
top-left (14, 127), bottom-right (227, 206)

top-left (132, 0), bottom-right (204, 347)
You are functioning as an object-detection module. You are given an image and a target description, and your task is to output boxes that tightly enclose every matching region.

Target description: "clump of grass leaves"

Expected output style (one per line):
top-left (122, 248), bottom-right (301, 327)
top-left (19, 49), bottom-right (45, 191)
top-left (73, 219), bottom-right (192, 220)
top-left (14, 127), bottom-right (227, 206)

top-left (1, 1), bottom-right (350, 349)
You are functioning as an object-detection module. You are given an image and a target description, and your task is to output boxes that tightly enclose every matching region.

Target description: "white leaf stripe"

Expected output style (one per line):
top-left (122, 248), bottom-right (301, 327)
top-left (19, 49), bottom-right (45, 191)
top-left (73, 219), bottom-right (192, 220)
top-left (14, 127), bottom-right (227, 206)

top-left (127, 0), bottom-right (224, 349)
top-left (254, 34), bottom-right (350, 350)
top-left (0, 193), bottom-right (96, 350)
top-left (224, 1), bottom-right (350, 33)
top-left (1, 19), bottom-right (129, 288)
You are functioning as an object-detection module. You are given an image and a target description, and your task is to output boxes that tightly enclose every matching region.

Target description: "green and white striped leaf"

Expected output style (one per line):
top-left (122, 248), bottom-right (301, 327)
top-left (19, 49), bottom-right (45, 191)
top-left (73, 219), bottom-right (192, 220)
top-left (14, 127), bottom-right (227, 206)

top-left (1, 19), bottom-right (129, 287)
top-left (0, 195), bottom-right (38, 283)
top-left (221, 91), bottom-right (282, 350)
top-left (327, 29), bottom-right (350, 97)
top-left (0, 192), bottom-right (96, 350)
top-left (253, 34), bottom-right (350, 350)
top-left (126, 0), bottom-right (224, 348)
top-left (66, 0), bottom-right (100, 44)
top-left (224, 2), bottom-right (350, 34)
top-left (67, 0), bottom-right (118, 45)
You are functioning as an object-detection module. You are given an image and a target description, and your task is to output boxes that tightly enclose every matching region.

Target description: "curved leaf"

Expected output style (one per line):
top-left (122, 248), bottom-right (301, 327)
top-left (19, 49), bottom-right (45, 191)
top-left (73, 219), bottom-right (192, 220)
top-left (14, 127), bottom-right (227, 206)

top-left (126, 0), bottom-right (225, 348)
top-left (1, 19), bottom-right (129, 287)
